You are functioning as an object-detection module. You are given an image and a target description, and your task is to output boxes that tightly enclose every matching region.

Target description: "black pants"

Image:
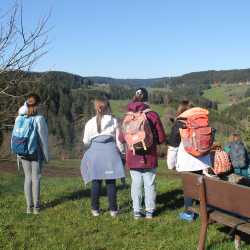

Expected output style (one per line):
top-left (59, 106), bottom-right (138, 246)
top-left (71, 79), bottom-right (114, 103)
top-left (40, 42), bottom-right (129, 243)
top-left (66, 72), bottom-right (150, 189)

top-left (91, 179), bottom-right (117, 211)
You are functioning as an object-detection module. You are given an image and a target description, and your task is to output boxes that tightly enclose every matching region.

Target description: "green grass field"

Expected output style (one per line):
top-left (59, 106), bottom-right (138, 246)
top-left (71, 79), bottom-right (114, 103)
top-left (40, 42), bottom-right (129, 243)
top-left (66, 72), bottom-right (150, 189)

top-left (1, 160), bottom-right (249, 250)
top-left (203, 84), bottom-right (249, 110)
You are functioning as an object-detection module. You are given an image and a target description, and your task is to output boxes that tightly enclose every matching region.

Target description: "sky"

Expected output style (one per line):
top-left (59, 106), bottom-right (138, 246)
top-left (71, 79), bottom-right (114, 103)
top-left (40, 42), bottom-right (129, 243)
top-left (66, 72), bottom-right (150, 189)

top-left (1, 0), bottom-right (250, 78)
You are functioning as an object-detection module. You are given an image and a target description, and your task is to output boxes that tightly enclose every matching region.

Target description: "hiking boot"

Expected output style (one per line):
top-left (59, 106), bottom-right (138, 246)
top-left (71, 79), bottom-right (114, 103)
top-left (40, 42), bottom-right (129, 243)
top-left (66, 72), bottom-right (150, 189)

top-left (91, 210), bottom-right (100, 217)
top-left (110, 211), bottom-right (118, 217)
top-left (133, 212), bottom-right (142, 220)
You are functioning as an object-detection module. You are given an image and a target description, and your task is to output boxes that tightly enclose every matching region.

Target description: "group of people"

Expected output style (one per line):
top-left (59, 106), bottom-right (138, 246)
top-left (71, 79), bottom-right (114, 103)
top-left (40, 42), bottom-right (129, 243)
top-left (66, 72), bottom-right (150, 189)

top-left (12, 88), bottom-right (249, 220)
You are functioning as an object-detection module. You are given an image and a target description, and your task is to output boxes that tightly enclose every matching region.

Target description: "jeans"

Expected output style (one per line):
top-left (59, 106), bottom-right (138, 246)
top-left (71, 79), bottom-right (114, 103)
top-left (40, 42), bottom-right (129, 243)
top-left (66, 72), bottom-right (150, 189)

top-left (21, 159), bottom-right (41, 208)
top-left (130, 169), bottom-right (156, 213)
top-left (91, 180), bottom-right (117, 211)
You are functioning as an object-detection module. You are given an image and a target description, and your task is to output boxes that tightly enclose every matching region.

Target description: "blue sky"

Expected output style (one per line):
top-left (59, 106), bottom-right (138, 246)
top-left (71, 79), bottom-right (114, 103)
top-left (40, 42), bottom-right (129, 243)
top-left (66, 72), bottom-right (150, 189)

top-left (2, 0), bottom-right (250, 78)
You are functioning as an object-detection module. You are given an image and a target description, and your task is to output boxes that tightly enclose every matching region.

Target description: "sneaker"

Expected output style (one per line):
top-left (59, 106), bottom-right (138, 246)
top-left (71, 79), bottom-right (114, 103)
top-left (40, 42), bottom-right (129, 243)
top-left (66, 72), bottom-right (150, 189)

top-left (91, 210), bottom-right (100, 217)
top-left (33, 207), bottom-right (40, 215)
top-left (110, 211), bottom-right (118, 217)
top-left (26, 207), bottom-right (32, 214)
top-left (133, 212), bottom-right (142, 220)
top-left (179, 211), bottom-right (195, 222)
top-left (145, 211), bottom-right (154, 219)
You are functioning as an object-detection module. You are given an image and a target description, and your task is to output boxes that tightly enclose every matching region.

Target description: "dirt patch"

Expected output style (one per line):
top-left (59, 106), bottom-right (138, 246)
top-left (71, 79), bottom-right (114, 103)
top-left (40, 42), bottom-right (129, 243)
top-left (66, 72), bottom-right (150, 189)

top-left (0, 161), bottom-right (180, 179)
top-left (0, 161), bottom-right (81, 177)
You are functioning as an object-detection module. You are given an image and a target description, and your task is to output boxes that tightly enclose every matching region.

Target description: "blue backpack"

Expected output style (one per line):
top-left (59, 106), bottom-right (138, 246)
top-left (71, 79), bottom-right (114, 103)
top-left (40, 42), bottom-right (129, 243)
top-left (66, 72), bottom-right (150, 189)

top-left (11, 115), bottom-right (38, 156)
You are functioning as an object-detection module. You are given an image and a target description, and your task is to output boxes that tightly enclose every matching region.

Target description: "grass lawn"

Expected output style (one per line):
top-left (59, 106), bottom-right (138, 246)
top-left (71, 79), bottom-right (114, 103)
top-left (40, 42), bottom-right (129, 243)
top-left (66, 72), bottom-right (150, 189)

top-left (203, 84), bottom-right (249, 110)
top-left (0, 160), bottom-right (248, 250)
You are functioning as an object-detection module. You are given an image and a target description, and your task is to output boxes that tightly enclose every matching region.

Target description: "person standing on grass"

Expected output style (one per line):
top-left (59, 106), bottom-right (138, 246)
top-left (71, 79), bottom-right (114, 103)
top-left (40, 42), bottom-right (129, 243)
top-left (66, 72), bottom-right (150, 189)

top-left (12, 93), bottom-right (49, 214)
top-left (119, 88), bottom-right (166, 219)
top-left (81, 97), bottom-right (125, 217)
top-left (166, 100), bottom-right (192, 170)
top-left (167, 102), bottom-right (212, 221)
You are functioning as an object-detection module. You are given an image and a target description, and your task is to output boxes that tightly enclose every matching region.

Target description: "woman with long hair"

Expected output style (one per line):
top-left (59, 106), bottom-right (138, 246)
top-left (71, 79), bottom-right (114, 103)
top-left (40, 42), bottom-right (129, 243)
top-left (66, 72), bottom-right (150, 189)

top-left (13, 93), bottom-right (48, 214)
top-left (81, 97), bottom-right (125, 217)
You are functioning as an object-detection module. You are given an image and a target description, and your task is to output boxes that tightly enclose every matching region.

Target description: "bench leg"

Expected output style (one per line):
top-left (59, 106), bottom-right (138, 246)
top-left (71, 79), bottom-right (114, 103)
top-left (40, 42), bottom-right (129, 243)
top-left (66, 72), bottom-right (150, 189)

top-left (197, 176), bottom-right (208, 250)
top-left (198, 221), bottom-right (208, 250)
top-left (234, 233), bottom-right (241, 250)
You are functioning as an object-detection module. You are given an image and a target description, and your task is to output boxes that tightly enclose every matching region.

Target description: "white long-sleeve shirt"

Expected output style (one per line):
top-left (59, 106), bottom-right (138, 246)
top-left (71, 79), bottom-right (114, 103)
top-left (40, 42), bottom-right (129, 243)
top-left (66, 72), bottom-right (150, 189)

top-left (83, 115), bottom-right (124, 153)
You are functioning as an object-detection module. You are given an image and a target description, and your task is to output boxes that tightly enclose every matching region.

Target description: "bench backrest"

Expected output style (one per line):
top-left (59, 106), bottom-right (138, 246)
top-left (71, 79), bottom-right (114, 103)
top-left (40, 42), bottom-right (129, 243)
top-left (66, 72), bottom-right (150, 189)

top-left (182, 172), bottom-right (250, 218)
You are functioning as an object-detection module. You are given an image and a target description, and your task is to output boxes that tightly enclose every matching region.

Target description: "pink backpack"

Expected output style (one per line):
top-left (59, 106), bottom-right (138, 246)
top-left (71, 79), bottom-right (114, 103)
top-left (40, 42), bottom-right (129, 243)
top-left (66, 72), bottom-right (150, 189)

top-left (212, 147), bottom-right (232, 175)
top-left (122, 109), bottom-right (153, 154)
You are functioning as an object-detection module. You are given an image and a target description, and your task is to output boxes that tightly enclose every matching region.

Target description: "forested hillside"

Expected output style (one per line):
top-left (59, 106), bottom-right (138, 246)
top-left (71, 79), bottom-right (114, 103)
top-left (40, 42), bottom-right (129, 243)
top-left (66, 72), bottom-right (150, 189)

top-left (1, 68), bottom-right (250, 159)
top-left (0, 71), bottom-right (135, 159)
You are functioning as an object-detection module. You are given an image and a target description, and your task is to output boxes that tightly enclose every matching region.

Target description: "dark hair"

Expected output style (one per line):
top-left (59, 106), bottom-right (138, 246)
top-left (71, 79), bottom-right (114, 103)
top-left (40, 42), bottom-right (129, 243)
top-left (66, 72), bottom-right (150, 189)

top-left (94, 97), bottom-right (111, 133)
top-left (133, 88), bottom-right (148, 102)
top-left (176, 100), bottom-right (192, 117)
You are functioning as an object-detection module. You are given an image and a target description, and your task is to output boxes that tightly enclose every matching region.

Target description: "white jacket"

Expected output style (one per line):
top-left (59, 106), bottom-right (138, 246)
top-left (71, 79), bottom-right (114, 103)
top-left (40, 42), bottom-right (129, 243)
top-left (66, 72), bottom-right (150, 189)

top-left (176, 143), bottom-right (210, 172)
top-left (83, 115), bottom-right (124, 153)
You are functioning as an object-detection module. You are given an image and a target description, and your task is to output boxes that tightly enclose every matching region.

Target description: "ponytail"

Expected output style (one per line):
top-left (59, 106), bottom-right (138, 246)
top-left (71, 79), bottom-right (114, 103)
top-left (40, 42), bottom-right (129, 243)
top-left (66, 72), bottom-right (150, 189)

top-left (94, 97), bottom-right (111, 133)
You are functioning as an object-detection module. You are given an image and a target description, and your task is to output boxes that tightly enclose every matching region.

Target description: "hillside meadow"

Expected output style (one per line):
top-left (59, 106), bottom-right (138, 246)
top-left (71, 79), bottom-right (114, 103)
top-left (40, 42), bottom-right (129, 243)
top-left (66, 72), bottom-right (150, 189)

top-left (1, 160), bottom-right (249, 250)
top-left (202, 83), bottom-right (250, 110)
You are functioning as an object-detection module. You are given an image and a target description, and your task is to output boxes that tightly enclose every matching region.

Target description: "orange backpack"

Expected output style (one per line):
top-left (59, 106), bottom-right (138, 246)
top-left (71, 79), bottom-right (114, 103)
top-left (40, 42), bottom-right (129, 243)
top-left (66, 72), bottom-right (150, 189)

top-left (122, 109), bottom-right (153, 154)
top-left (178, 107), bottom-right (213, 157)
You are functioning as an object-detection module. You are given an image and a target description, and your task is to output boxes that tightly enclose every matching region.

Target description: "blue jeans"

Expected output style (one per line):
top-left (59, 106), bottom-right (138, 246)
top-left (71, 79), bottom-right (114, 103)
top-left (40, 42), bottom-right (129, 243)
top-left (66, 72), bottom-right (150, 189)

top-left (130, 169), bottom-right (156, 213)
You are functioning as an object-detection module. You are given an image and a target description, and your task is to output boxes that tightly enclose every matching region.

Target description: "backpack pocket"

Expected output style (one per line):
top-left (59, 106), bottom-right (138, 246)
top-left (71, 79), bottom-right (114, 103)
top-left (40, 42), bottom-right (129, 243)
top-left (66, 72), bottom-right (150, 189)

top-left (194, 127), bottom-right (213, 151)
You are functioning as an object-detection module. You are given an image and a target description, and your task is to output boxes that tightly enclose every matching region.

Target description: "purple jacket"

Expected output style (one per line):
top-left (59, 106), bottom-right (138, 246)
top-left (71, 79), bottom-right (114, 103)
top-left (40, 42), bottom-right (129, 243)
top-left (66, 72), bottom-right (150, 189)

top-left (119, 102), bottom-right (166, 169)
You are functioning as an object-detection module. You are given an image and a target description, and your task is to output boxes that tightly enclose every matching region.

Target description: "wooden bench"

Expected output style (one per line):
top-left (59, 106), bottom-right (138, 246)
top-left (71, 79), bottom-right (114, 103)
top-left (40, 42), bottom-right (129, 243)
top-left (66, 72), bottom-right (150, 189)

top-left (182, 172), bottom-right (250, 250)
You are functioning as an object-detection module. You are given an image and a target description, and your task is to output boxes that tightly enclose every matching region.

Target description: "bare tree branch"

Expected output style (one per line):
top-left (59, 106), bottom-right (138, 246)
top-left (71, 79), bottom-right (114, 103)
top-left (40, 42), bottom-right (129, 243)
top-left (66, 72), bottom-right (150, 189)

top-left (0, 1), bottom-right (50, 96)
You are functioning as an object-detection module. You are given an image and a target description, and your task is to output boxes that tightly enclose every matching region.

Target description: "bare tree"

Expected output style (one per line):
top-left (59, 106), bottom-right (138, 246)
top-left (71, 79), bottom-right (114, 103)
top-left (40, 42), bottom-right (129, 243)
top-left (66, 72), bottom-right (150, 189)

top-left (0, 2), bottom-right (50, 145)
top-left (0, 1), bottom-right (50, 98)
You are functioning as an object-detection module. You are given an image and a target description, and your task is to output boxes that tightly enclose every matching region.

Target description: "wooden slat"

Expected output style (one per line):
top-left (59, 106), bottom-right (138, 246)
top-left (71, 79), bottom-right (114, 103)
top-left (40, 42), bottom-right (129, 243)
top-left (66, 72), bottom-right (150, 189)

top-left (209, 211), bottom-right (250, 235)
top-left (182, 172), bottom-right (250, 218)
top-left (204, 177), bottom-right (250, 218)
top-left (182, 172), bottom-right (200, 199)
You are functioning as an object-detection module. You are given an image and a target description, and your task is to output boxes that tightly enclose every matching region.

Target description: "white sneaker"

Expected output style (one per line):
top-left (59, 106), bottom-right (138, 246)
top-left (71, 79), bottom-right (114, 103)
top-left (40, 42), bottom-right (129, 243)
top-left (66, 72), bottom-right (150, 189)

top-left (145, 211), bottom-right (154, 219)
top-left (110, 211), bottom-right (118, 217)
top-left (26, 207), bottom-right (32, 214)
top-left (33, 208), bottom-right (40, 215)
top-left (91, 210), bottom-right (100, 217)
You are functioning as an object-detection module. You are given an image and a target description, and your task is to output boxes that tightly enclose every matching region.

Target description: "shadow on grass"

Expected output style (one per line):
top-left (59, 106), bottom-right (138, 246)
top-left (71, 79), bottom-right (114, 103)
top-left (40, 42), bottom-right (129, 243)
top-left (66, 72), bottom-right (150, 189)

top-left (156, 188), bottom-right (184, 215)
top-left (42, 188), bottom-right (91, 209)
top-left (42, 184), bottom-right (129, 210)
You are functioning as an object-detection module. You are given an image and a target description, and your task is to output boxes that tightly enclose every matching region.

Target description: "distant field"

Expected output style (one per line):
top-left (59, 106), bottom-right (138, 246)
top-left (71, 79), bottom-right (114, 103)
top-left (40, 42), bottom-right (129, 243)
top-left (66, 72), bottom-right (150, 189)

top-left (110, 100), bottom-right (167, 119)
top-left (203, 84), bottom-right (249, 110)
top-left (1, 160), bottom-right (247, 249)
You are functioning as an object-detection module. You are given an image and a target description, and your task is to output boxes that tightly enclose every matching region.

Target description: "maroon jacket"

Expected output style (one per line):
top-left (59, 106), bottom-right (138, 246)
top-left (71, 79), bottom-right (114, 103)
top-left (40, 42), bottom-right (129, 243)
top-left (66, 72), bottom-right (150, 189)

top-left (119, 102), bottom-right (166, 169)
